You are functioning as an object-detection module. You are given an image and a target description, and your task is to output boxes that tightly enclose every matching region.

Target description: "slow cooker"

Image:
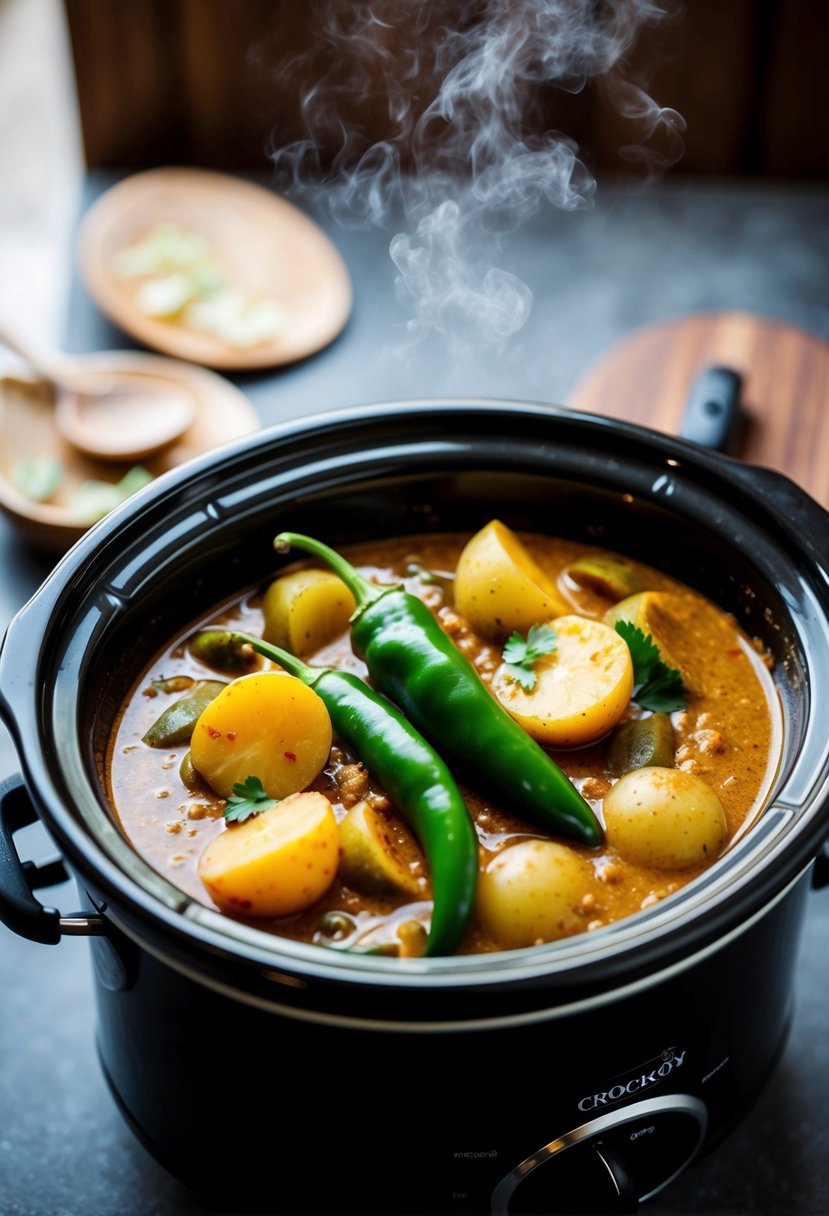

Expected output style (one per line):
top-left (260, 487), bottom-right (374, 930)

top-left (0, 401), bottom-right (827, 1215)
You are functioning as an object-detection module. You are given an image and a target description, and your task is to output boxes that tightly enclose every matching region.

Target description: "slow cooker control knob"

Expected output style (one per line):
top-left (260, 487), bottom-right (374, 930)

top-left (591, 1142), bottom-right (638, 1213)
top-left (492, 1094), bottom-right (707, 1215)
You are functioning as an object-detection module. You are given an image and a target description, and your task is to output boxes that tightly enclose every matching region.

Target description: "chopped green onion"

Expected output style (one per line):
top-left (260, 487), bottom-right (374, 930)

top-left (12, 454), bottom-right (63, 502)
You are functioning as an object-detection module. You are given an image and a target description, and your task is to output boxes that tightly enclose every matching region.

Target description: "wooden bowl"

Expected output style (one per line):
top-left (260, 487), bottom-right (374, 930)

top-left (76, 168), bottom-right (353, 370)
top-left (0, 350), bottom-right (259, 552)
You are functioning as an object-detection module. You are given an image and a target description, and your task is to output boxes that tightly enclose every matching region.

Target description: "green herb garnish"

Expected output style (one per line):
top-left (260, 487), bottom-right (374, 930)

top-left (224, 775), bottom-right (278, 823)
top-left (502, 623), bottom-right (558, 691)
top-left (614, 620), bottom-right (687, 712)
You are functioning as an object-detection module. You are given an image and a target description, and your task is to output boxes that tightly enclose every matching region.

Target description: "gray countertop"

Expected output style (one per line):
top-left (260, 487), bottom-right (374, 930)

top-left (1, 177), bottom-right (828, 1215)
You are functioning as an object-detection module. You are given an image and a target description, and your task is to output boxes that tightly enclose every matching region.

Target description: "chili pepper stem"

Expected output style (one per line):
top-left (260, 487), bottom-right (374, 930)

top-left (274, 531), bottom-right (390, 612)
top-left (230, 630), bottom-right (320, 685)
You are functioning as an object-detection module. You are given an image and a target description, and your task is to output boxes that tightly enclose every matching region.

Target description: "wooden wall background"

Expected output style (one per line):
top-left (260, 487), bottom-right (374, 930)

top-left (64, 0), bottom-right (827, 180)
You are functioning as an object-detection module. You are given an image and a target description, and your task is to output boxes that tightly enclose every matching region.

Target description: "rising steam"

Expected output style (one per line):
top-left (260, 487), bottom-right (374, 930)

top-left (264, 0), bottom-right (685, 351)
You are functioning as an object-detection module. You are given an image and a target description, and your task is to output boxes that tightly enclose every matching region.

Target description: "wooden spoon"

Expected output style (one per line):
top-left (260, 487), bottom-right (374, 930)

top-left (0, 325), bottom-right (196, 462)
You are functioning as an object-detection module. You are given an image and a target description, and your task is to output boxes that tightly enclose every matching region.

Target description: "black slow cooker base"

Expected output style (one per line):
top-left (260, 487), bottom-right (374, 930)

top-left (88, 874), bottom-right (810, 1215)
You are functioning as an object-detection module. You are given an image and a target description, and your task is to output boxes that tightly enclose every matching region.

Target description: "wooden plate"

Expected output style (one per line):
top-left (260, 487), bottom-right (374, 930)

top-left (77, 168), bottom-right (353, 371)
top-left (0, 350), bottom-right (259, 552)
top-left (567, 311), bottom-right (829, 508)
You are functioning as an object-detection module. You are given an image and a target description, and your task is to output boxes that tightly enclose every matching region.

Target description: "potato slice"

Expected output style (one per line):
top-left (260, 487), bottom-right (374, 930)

top-left (492, 615), bottom-right (633, 746)
top-left (603, 592), bottom-right (689, 686)
top-left (476, 840), bottom-right (592, 948)
top-left (339, 800), bottom-right (427, 898)
top-left (190, 672), bottom-right (332, 799)
top-left (263, 570), bottom-right (356, 657)
top-left (198, 791), bottom-right (339, 917)
top-left (603, 766), bottom-right (727, 869)
top-left (454, 520), bottom-right (568, 640)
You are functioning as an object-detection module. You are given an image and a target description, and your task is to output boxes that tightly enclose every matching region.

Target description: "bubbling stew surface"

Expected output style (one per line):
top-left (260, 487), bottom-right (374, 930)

top-left (107, 530), bottom-right (781, 955)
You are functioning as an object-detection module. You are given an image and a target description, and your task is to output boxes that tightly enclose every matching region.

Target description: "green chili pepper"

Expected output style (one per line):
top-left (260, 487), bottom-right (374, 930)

top-left (274, 532), bottom-right (604, 849)
top-left (229, 630), bottom-right (478, 958)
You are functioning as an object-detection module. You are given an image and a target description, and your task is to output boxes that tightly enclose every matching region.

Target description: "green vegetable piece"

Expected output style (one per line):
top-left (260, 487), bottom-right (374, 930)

top-left (136, 272), bottom-right (193, 317)
top-left (179, 751), bottom-right (202, 791)
top-left (114, 223), bottom-right (211, 277)
top-left (566, 553), bottom-right (643, 601)
top-left (614, 620), bottom-right (687, 713)
top-left (189, 629), bottom-right (259, 675)
top-left (607, 713), bottom-right (675, 775)
top-left (502, 623), bottom-right (558, 691)
top-left (12, 454), bottom-right (64, 502)
top-left (117, 466), bottom-right (154, 496)
top-left (224, 775), bottom-right (278, 823)
top-left (151, 675), bottom-right (196, 695)
top-left (69, 466), bottom-right (153, 524)
top-left (142, 680), bottom-right (227, 748)
top-left (271, 532), bottom-right (603, 850)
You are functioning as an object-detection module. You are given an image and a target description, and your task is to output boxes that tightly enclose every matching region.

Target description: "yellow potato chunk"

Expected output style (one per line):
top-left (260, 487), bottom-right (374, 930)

top-left (476, 840), bottom-right (592, 948)
top-left (604, 591), bottom-right (690, 688)
top-left (492, 615), bottom-right (633, 746)
top-left (190, 672), bottom-right (332, 799)
top-left (454, 520), bottom-right (568, 640)
top-left (339, 800), bottom-right (427, 898)
top-left (263, 569), bottom-right (356, 657)
top-left (198, 791), bottom-right (339, 917)
top-left (603, 766), bottom-right (728, 870)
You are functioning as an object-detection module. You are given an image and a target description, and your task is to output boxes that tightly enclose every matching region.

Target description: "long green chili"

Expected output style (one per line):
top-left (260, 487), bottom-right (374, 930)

top-left (229, 630), bottom-right (478, 958)
top-left (274, 532), bottom-right (604, 849)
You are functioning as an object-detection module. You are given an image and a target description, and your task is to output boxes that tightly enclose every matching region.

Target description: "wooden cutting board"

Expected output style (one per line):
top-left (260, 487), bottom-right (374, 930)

top-left (566, 311), bottom-right (829, 508)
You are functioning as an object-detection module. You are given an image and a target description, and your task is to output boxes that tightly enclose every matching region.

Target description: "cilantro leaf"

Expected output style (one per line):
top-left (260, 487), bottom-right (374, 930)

top-left (614, 620), bottom-right (687, 712)
top-left (634, 666), bottom-right (686, 713)
top-left (502, 623), bottom-right (558, 691)
top-left (224, 774), bottom-right (278, 823)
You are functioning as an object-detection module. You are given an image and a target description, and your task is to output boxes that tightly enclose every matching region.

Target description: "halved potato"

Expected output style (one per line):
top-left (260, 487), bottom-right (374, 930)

top-left (263, 569), bottom-right (356, 657)
top-left (603, 766), bottom-right (727, 869)
top-left (198, 791), bottom-right (339, 917)
top-left (454, 520), bottom-right (568, 640)
top-left (476, 840), bottom-right (592, 948)
top-left (339, 800), bottom-right (427, 898)
top-left (492, 615), bottom-right (633, 746)
top-left (190, 672), bottom-right (332, 799)
top-left (604, 592), bottom-right (689, 686)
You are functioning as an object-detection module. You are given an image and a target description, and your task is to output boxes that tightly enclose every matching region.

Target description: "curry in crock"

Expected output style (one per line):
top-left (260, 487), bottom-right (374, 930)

top-left (107, 522), bottom-right (780, 957)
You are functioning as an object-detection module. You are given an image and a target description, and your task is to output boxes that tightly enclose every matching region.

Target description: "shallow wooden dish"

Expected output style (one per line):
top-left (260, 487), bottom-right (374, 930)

top-left (0, 350), bottom-right (259, 552)
top-left (76, 168), bottom-right (353, 370)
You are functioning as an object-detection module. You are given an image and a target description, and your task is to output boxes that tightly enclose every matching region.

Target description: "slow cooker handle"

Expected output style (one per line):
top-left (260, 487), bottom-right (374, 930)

top-left (0, 775), bottom-right (106, 943)
top-left (724, 460), bottom-right (829, 570)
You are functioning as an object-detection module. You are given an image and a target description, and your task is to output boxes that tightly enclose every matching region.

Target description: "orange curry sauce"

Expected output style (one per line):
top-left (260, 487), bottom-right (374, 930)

top-left (107, 533), bottom-right (781, 954)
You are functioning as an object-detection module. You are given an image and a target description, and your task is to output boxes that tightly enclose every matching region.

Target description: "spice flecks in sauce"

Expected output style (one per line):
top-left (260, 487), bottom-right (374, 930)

top-left (107, 533), bottom-right (781, 953)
